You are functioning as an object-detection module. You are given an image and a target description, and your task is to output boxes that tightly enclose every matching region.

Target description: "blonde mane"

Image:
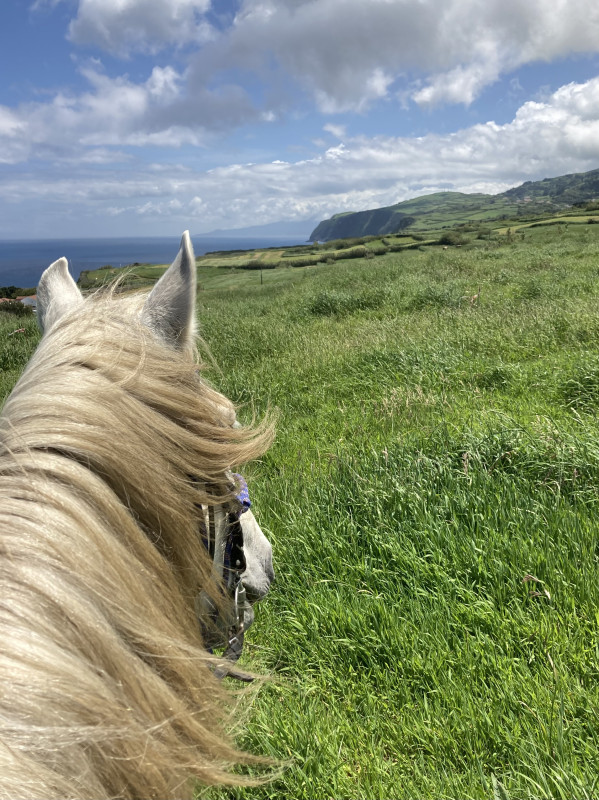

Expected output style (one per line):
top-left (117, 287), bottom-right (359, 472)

top-left (0, 239), bottom-right (272, 799)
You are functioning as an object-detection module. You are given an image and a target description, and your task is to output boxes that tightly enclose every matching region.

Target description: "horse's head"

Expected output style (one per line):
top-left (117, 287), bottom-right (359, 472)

top-left (0, 233), bottom-right (274, 797)
top-left (37, 233), bottom-right (274, 662)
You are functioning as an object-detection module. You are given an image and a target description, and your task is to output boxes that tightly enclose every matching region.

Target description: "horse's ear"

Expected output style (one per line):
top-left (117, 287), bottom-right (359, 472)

top-left (141, 231), bottom-right (196, 349)
top-left (37, 257), bottom-right (83, 334)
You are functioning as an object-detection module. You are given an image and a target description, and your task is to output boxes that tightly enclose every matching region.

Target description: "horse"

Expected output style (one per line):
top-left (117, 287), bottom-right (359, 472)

top-left (0, 233), bottom-right (274, 799)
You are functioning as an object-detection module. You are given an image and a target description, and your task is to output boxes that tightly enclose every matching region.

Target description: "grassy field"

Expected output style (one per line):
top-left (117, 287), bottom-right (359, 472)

top-left (3, 221), bottom-right (599, 798)
top-left (199, 222), bottom-right (599, 800)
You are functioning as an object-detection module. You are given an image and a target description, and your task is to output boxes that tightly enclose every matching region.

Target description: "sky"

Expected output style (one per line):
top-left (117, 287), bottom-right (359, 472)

top-left (2, 0), bottom-right (599, 239)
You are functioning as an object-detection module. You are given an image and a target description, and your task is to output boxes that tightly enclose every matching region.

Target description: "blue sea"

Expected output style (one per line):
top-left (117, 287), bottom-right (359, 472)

top-left (0, 236), bottom-right (307, 289)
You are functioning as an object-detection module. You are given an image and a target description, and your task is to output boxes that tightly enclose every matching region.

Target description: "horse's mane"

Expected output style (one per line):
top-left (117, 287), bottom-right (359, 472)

top-left (0, 288), bottom-right (272, 799)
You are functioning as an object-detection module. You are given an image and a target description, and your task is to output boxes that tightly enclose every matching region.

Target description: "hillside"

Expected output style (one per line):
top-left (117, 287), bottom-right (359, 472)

top-left (309, 205), bottom-right (416, 240)
top-left (504, 167), bottom-right (599, 204)
top-left (310, 167), bottom-right (599, 240)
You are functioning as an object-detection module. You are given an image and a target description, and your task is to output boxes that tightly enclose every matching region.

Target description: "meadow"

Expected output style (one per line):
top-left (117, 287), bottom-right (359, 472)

top-left (2, 221), bottom-right (599, 798)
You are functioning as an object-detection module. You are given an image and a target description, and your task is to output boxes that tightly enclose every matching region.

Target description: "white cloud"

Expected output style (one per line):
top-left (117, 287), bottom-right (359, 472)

top-left (324, 123), bottom-right (346, 138)
top-left (0, 108), bottom-right (28, 163)
top-left (413, 60), bottom-right (502, 107)
top-left (136, 198), bottom-right (184, 216)
top-left (17, 0), bottom-right (599, 158)
top-left (175, 0), bottom-right (599, 113)
top-left (67, 0), bottom-right (214, 56)
top-left (0, 61), bottom-right (265, 163)
top-left (146, 66), bottom-right (182, 101)
top-left (4, 76), bottom-right (599, 238)
top-left (9, 0), bottom-right (599, 237)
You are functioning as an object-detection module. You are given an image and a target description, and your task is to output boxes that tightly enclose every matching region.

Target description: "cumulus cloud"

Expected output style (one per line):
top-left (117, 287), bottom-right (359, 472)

top-left (187, 0), bottom-right (599, 111)
top-left (37, 0), bottom-right (599, 114)
top-left (0, 63), bottom-right (260, 163)
top-left (17, 0), bottom-right (599, 162)
top-left (4, 76), bottom-right (599, 237)
top-left (0, 108), bottom-right (28, 163)
top-left (324, 123), bottom-right (346, 138)
top-left (67, 0), bottom-right (214, 56)
top-left (7, 0), bottom-right (599, 239)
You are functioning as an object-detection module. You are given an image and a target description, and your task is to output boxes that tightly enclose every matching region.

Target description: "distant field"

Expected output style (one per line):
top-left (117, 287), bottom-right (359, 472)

top-left (77, 208), bottom-right (599, 298)
top-left (3, 220), bottom-right (599, 799)
top-left (79, 234), bottom-right (428, 293)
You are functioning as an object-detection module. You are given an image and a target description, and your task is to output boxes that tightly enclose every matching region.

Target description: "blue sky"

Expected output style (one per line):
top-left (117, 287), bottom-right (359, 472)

top-left (2, 0), bottom-right (599, 238)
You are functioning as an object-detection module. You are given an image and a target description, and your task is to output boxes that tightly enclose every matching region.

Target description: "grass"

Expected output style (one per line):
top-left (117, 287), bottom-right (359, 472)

top-left (3, 221), bottom-right (599, 798)
top-left (198, 222), bottom-right (599, 799)
top-left (0, 310), bottom-right (41, 400)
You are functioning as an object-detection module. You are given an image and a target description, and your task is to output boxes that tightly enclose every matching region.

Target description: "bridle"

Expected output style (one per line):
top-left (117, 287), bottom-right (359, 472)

top-left (196, 474), bottom-right (255, 682)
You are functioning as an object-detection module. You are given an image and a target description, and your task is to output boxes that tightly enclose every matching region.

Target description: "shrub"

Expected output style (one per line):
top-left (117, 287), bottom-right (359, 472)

top-left (0, 286), bottom-right (36, 299)
top-left (327, 237), bottom-right (367, 250)
top-left (0, 301), bottom-right (34, 317)
top-left (289, 256), bottom-right (323, 268)
top-left (337, 246), bottom-right (367, 260)
top-left (438, 231), bottom-right (468, 246)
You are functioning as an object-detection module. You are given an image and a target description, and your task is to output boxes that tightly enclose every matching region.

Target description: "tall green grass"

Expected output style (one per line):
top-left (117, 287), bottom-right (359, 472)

top-left (2, 224), bottom-right (599, 798)
top-left (0, 313), bottom-right (41, 401)
top-left (199, 224), bottom-right (599, 799)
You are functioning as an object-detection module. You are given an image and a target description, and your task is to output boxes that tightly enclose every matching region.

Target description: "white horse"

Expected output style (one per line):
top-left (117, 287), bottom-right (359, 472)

top-left (0, 233), bottom-right (274, 799)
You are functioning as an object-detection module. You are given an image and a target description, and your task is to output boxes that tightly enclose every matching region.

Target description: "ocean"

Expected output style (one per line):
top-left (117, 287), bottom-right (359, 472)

top-left (0, 235), bottom-right (307, 289)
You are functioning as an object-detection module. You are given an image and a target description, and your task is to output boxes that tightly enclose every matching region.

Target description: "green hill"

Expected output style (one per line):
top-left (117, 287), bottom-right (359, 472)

top-left (310, 168), bottom-right (599, 241)
top-left (309, 205), bottom-right (416, 240)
